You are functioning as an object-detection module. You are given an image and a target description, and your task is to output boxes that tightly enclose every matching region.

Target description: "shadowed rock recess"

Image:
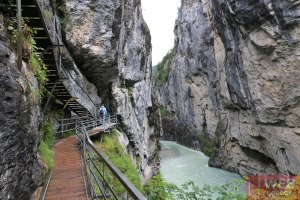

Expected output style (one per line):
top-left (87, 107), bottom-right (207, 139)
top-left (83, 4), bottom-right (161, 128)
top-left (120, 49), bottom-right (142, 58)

top-left (155, 0), bottom-right (300, 175)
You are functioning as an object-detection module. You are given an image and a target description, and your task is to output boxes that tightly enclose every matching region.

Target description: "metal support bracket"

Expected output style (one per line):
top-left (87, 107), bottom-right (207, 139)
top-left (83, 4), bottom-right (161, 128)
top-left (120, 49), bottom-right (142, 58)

top-left (42, 80), bottom-right (59, 113)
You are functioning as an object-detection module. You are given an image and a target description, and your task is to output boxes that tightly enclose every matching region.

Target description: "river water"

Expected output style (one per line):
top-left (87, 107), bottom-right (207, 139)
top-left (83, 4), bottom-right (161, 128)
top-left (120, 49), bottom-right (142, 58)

top-left (159, 140), bottom-right (242, 187)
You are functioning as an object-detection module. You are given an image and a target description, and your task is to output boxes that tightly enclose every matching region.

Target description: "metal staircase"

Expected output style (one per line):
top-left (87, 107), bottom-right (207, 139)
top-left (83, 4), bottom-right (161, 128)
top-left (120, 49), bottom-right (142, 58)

top-left (0, 0), bottom-right (96, 117)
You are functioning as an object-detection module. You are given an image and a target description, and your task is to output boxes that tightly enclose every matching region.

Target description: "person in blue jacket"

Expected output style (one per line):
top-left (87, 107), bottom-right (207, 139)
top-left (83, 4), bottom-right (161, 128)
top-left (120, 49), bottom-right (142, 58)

top-left (99, 105), bottom-right (107, 127)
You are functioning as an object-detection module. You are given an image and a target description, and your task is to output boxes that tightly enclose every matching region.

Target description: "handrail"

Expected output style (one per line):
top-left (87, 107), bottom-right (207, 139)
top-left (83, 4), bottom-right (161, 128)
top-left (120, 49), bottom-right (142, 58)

top-left (84, 130), bottom-right (146, 200)
top-left (40, 171), bottom-right (53, 200)
top-left (69, 116), bottom-right (146, 200)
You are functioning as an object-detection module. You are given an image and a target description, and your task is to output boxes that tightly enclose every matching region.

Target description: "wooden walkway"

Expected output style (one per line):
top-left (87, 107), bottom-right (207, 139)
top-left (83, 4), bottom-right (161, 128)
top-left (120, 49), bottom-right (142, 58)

top-left (45, 136), bottom-right (87, 200)
top-left (88, 123), bottom-right (117, 137)
top-left (45, 123), bottom-right (117, 199)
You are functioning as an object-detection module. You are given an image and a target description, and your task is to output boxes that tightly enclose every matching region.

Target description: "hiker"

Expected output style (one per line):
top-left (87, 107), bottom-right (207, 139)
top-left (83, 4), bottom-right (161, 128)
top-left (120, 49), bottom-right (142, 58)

top-left (99, 105), bottom-right (107, 127)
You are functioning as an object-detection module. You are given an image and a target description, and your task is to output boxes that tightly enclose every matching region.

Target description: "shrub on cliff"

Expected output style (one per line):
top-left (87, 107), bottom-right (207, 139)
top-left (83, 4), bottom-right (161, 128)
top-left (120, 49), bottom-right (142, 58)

top-left (38, 141), bottom-right (54, 170)
top-left (160, 105), bottom-right (171, 118)
top-left (153, 49), bottom-right (174, 86)
top-left (198, 134), bottom-right (217, 157)
top-left (198, 125), bottom-right (217, 157)
top-left (144, 173), bottom-right (174, 199)
top-left (42, 119), bottom-right (56, 147)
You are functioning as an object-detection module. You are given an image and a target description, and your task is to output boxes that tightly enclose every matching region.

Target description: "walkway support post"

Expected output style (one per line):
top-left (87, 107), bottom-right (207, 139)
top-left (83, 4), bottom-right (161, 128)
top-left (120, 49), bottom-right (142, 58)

top-left (43, 80), bottom-right (59, 113)
top-left (17, 0), bottom-right (22, 71)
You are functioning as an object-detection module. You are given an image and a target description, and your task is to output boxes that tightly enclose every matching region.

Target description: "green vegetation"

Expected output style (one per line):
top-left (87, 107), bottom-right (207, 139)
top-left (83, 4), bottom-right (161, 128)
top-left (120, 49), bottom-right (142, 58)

top-left (61, 130), bottom-right (75, 138)
top-left (94, 130), bottom-right (142, 196)
top-left (144, 173), bottom-right (173, 199)
top-left (120, 84), bottom-right (134, 98)
top-left (160, 105), bottom-right (171, 118)
top-left (128, 86), bottom-right (134, 95)
top-left (29, 53), bottom-right (47, 85)
top-left (38, 119), bottom-right (56, 170)
top-left (93, 130), bottom-right (243, 199)
top-left (142, 17), bottom-right (150, 34)
top-left (38, 141), bottom-right (54, 170)
top-left (198, 133), bottom-right (217, 157)
top-left (52, 0), bottom-right (68, 27)
top-left (145, 174), bottom-right (246, 200)
top-left (170, 180), bottom-right (245, 200)
top-left (120, 83), bottom-right (134, 92)
top-left (43, 10), bottom-right (52, 21)
top-left (3, 0), bottom-right (15, 15)
top-left (7, 18), bottom-right (47, 86)
top-left (42, 119), bottom-right (56, 147)
top-left (153, 49), bottom-right (174, 86)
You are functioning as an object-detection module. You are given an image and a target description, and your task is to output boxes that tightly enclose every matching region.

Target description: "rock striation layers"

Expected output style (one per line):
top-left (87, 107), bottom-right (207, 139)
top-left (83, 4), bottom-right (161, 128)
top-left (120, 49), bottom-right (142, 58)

top-left (0, 14), bottom-right (43, 200)
top-left (155, 0), bottom-right (300, 175)
top-left (61, 0), bottom-right (160, 179)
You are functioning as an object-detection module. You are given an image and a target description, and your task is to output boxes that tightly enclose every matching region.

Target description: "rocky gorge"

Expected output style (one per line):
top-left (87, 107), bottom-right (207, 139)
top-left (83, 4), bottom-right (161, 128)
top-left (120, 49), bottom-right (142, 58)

top-left (1, 0), bottom-right (300, 198)
top-left (155, 0), bottom-right (300, 176)
top-left (0, 0), bottom-right (160, 198)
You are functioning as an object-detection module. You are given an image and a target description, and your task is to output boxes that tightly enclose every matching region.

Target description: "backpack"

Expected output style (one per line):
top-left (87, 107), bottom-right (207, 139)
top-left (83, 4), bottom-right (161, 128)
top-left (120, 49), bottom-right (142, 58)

top-left (100, 109), bottom-right (104, 115)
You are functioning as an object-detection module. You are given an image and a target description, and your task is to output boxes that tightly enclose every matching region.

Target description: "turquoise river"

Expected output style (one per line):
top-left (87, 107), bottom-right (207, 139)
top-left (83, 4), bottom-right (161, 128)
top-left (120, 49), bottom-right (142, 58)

top-left (159, 140), bottom-right (243, 187)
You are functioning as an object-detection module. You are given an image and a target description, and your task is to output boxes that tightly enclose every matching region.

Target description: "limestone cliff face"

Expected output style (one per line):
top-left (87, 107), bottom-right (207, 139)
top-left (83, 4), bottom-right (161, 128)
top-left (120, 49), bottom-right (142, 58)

top-left (61, 0), bottom-right (160, 179)
top-left (156, 0), bottom-right (300, 175)
top-left (0, 14), bottom-right (43, 199)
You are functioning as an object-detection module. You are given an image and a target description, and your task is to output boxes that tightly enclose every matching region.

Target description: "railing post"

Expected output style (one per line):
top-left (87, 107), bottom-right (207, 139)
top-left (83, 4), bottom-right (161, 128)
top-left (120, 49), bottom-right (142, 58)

top-left (42, 80), bottom-right (59, 113)
top-left (17, 0), bottom-right (22, 71)
top-left (89, 146), bottom-right (94, 198)
top-left (102, 161), bottom-right (105, 191)
top-left (75, 118), bottom-right (78, 137)
top-left (60, 118), bottom-right (63, 139)
top-left (82, 126), bottom-right (92, 198)
top-left (108, 115), bottom-right (111, 134)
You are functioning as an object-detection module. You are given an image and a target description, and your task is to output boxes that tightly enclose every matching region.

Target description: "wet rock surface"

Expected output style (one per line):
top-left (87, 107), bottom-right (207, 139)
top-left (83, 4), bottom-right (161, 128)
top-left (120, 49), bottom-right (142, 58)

top-left (0, 14), bottom-right (43, 200)
top-left (155, 0), bottom-right (300, 175)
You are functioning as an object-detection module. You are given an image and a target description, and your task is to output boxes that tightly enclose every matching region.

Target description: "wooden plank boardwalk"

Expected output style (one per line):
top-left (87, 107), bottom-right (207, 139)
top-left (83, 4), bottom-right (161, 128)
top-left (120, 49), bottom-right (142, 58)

top-left (44, 123), bottom-right (117, 199)
top-left (88, 123), bottom-right (117, 137)
top-left (45, 136), bottom-right (87, 200)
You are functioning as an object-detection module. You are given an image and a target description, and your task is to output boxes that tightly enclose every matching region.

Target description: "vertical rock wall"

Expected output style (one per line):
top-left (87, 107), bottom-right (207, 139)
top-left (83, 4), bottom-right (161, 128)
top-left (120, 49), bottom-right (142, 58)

top-left (62, 0), bottom-right (160, 180)
top-left (155, 0), bottom-right (300, 175)
top-left (0, 14), bottom-right (43, 200)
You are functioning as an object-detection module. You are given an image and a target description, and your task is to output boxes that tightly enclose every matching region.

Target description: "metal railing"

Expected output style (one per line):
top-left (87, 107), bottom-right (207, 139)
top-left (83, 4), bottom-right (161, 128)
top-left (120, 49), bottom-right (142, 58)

top-left (56, 114), bottom-right (118, 137)
top-left (56, 115), bottom-right (146, 199)
top-left (75, 118), bottom-right (146, 200)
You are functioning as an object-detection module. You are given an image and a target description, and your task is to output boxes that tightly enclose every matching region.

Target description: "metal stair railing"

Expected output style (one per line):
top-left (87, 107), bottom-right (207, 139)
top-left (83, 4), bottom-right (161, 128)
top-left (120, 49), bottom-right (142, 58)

top-left (34, 0), bottom-right (98, 117)
top-left (0, 0), bottom-right (98, 117)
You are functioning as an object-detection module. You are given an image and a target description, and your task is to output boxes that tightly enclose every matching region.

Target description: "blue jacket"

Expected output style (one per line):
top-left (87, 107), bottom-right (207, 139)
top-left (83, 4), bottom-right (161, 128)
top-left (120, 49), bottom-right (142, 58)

top-left (99, 106), bottom-right (107, 116)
